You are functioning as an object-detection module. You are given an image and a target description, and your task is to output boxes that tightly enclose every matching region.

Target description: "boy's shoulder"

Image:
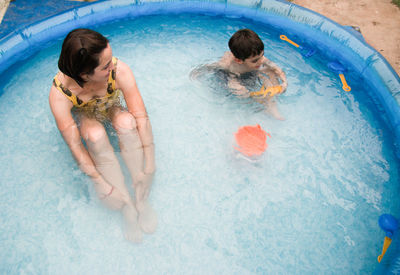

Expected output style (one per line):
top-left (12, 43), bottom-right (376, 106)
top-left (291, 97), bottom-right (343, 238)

top-left (218, 51), bottom-right (235, 68)
top-left (261, 57), bottom-right (281, 70)
top-left (262, 57), bottom-right (274, 66)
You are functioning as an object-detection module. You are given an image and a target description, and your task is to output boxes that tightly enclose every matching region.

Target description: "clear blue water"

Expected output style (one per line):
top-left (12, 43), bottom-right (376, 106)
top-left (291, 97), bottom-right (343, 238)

top-left (0, 14), bottom-right (399, 274)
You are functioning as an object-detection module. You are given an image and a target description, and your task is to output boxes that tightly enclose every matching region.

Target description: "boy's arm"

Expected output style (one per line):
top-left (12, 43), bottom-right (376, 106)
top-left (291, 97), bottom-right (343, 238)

top-left (262, 59), bottom-right (288, 92)
top-left (228, 77), bottom-right (249, 97)
top-left (189, 62), bottom-right (220, 80)
top-left (190, 51), bottom-right (231, 80)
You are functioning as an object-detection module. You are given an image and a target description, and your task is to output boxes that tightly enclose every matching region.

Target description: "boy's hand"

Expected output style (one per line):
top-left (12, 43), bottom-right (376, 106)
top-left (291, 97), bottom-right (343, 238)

top-left (228, 78), bottom-right (250, 98)
top-left (281, 80), bottom-right (288, 93)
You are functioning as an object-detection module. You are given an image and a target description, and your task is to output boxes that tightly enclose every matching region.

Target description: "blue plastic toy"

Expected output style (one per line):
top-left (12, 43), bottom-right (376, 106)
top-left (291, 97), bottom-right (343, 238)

top-left (379, 214), bottom-right (399, 238)
top-left (327, 61), bottom-right (351, 92)
top-left (378, 214), bottom-right (399, 262)
top-left (279, 35), bottom-right (316, 58)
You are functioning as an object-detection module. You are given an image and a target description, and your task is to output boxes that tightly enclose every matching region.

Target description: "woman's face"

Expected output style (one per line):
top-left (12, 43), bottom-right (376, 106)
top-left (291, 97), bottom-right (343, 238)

top-left (86, 43), bottom-right (114, 83)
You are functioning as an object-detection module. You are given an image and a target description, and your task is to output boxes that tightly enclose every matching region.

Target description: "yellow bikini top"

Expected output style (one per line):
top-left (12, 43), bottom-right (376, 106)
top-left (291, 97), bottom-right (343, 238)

top-left (53, 57), bottom-right (118, 108)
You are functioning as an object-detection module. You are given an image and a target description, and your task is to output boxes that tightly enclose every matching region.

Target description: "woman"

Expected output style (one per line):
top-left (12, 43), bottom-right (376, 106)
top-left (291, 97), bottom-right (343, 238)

top-left (49, 28), bottom-right (156, 243)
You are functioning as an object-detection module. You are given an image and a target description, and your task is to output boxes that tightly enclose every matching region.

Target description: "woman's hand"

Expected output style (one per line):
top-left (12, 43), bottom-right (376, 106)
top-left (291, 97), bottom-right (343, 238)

top-left (93, 180), bottom-right (113, 198)
top-left (132, 171), bottom-right (154, 203)
top-left (92, 174), bottom-right (129, 209)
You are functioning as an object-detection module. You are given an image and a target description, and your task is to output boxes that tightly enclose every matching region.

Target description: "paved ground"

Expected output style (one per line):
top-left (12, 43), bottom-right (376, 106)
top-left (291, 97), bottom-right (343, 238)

top-left (0, 0), bottom-right (89, 38)
top-left (292, 0), bottom-right (400, 76)
top-left (0, 0), bottom-right (10, 23)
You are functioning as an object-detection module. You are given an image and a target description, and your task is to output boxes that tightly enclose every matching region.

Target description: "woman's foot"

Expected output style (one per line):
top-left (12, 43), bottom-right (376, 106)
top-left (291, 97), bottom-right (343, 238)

top-left (137, 201), bottom-right (158, 234)
top-left (122, 204), bottom-right (143, 243)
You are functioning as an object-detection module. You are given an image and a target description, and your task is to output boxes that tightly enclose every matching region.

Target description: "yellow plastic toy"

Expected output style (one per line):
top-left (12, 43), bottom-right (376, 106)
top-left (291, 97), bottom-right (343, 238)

top-left (338, 73), bottom-right (351, 92)
top-left (378, 236), bottom-right (392, 263)
top-left (328, 62), bottom-right (351, 92)
top-left (279, 34), bottom-right (316, 57)
top-left (250, 84), bottom-right (283, 98)
top-left (280, 35), bottom-right (300, 48)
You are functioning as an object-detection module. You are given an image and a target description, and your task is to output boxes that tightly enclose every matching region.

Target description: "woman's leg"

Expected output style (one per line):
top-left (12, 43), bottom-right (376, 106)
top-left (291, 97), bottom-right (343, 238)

top-left (80, 117), bottom-right (143, 242)
top-left (112, 110), bottom-right (158, 234)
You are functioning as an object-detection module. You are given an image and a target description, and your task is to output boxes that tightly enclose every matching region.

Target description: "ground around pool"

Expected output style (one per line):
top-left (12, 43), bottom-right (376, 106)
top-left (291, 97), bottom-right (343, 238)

top-left (0, 0), bottom-right (399, 77)
top-left (292, 0), bottom-right (400, 77)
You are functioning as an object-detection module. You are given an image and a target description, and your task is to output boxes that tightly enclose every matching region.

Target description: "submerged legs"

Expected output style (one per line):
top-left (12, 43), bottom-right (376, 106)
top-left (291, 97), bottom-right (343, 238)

top-left (112, 111), bottom-right (158, 234)
top-left (80, 118), bottom-right (143, 243)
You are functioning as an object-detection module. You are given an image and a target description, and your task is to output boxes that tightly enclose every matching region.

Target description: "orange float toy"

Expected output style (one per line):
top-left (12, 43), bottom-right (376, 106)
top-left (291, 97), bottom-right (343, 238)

top-left (234, 124), bottom-right (270, 157)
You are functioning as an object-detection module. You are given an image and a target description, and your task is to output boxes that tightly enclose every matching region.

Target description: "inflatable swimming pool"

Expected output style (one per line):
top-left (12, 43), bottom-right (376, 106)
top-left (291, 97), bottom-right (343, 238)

top-left (0, 0), bottom-right (399, 273)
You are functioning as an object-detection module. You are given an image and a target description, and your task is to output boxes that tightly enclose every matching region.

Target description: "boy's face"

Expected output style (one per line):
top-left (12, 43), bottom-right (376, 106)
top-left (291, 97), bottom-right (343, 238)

top-left (241, 51), bottom-right (265, 71)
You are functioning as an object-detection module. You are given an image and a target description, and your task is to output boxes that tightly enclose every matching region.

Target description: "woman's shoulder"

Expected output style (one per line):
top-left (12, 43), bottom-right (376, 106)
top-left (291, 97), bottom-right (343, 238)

top-left (49, 87), bottom-right (74, 121)
top-left (114, 59), bottom-right (136, 83)
top-left (49, 74), bottom-right (74, 107)
top-left (115, 58), bottom-right (130, 71)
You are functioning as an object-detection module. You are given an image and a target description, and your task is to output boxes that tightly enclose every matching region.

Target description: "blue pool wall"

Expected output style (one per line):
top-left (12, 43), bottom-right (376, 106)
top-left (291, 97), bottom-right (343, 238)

top-left (0, 1), bottom-right (399, 271)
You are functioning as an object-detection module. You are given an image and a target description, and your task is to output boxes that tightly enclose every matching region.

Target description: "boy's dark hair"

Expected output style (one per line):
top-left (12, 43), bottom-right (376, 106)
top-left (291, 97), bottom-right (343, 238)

top-left (228, 29), bottom-right (264, 61)
top-left (58, 28), bottom-right (109, 87)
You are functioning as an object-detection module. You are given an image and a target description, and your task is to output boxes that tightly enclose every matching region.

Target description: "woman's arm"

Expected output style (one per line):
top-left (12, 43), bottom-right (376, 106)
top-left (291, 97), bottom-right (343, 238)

top-left (116, 60), bottom-right (155, 175)
top-left (48, 86), bottom-right (113, 195)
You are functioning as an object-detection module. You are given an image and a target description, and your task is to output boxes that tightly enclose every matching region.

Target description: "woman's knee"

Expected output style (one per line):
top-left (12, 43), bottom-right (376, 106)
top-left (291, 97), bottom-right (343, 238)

top-left (113, 111), bottom-right (136, 131)
top-left (80, 119), bottom-right (107, 143)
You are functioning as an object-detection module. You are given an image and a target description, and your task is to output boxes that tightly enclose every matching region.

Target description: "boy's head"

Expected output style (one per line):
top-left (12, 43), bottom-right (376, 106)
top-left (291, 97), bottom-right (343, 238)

top-left (228, 29), bottom-right (264, 61)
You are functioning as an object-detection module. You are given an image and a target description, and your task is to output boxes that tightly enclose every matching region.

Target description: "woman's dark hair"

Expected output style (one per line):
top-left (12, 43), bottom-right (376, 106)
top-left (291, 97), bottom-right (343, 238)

top-left (58, 28), bottom-right (109, 87)
top-left (228, 29), bottom-right (264, 61)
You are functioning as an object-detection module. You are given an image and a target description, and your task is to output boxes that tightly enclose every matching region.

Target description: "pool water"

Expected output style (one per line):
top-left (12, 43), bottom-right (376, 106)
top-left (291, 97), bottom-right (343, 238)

top-left (0, 14), bottom-right (399, 274)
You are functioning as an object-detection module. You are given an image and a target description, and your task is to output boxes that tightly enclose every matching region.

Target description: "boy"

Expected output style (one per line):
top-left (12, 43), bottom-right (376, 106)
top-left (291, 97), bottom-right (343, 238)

top-left (192, 29), bottom-right (287, 119)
